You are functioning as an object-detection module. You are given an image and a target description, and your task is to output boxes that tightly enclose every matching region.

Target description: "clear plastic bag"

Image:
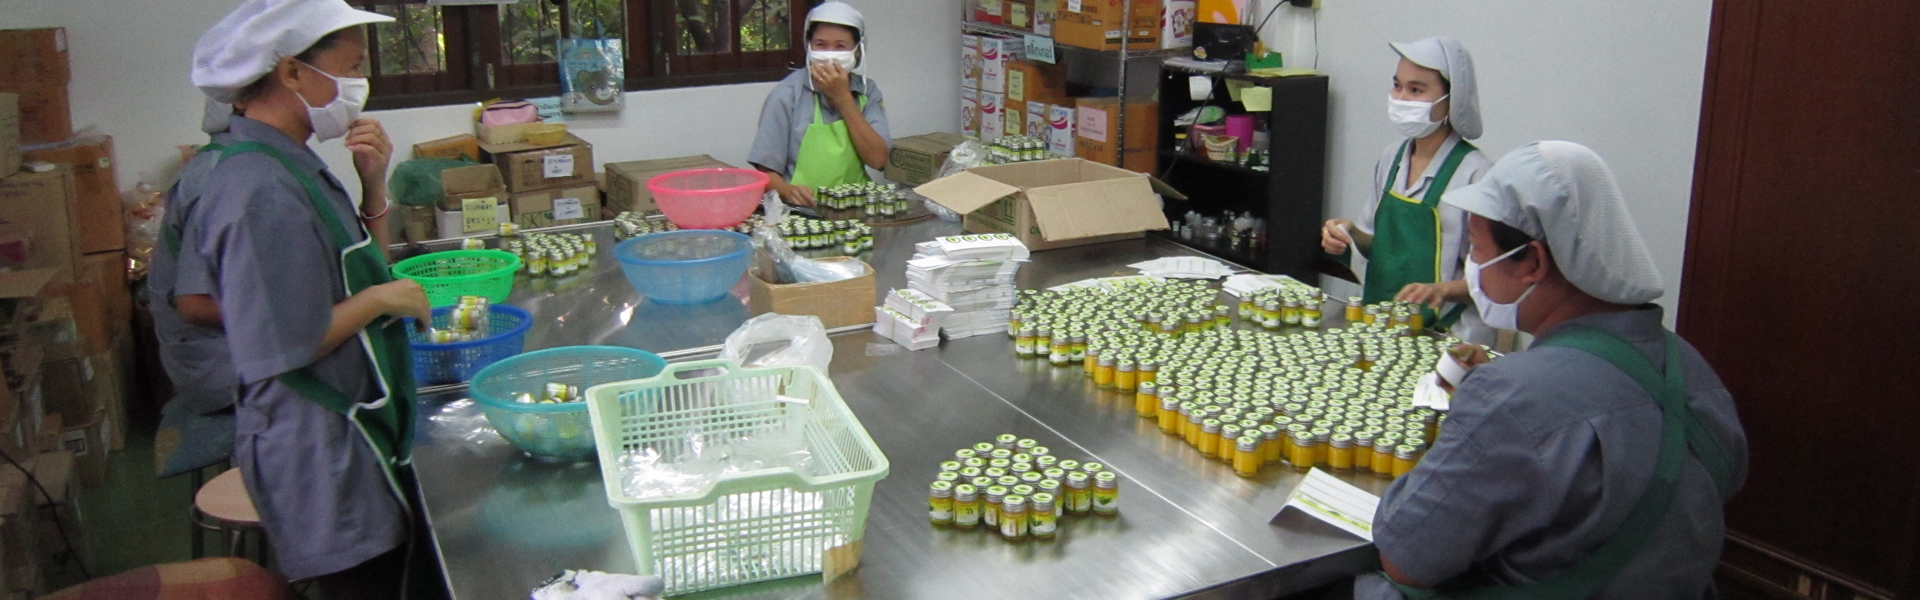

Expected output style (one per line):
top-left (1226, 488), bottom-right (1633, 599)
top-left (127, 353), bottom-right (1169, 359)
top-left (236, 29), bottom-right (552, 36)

top-left (617, 431), bottom-right (815, 500)
top-left (750, 226), bottom-right (864, 284)
top-left (720, 314), bottom-right (834, 374)
top-left (922, 139), bottom-right (992, 222)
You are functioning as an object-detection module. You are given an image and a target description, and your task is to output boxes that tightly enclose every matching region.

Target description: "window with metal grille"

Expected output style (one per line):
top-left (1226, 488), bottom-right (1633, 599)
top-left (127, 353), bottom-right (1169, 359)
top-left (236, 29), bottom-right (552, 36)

top-left (355, 0), bottom-right (809, 110)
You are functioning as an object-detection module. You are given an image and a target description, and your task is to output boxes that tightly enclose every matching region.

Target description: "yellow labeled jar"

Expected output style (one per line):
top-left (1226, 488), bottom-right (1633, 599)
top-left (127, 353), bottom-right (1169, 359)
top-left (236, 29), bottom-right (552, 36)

top-left (1029, 493), bottom-right (1058, 539)
top-left (1233, 436), bottom-right (1263, 477)
top-left (1116, 359), bottom-right (1138, 392)
top-left (1092, 471), bottom-right (1120, 515)
top-left (1065, 472), bottom-right (1094, 515)
top-left (1136, 381), bottom-right (1160, 418)
top-left (1393, 444), bottom-right (1424, 478)
top-left (1328, 433), bottom-right (1356, 471)
top-left (1288, 431), bottom-right (1318, 472)
top-left (929, 481), bottom-right (955, 526)
top-left (999, 495), bottom-right (1029, 540)
top-left (952, 484), bottom-right (981, 529)
top-left (1158, 397), bottom-right (1182, 434)
top-left (984, 485), bottom-right (1007, 529)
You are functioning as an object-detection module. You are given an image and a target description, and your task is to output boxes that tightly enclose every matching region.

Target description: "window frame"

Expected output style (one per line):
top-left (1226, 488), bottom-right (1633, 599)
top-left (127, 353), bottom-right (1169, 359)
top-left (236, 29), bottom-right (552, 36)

top-left (362, 0), bottom-right (810, 111)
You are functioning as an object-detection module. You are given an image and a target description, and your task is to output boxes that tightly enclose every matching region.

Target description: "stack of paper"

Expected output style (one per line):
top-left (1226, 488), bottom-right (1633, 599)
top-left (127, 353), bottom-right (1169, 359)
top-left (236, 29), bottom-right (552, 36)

top-left (873, 289), bottom-right (952, 351)
top-left (1222, 273), bottom-right (1318, 298)
top-left (1130, 257), bottom-right (1235, 280)
top-left (907, 234), bottom-right (1029, 339)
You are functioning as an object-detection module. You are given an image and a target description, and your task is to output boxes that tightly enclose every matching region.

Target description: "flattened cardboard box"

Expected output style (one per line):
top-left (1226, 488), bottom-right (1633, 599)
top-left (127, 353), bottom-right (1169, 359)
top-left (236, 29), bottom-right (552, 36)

top-left (747, 257), bottom-right (877, 330)
top-left (915, 158), bottom-right (1180, 252)
top-left (412, 134), bottom-right (481, 162)
top-left (604, 155), bottom-right (735, 215)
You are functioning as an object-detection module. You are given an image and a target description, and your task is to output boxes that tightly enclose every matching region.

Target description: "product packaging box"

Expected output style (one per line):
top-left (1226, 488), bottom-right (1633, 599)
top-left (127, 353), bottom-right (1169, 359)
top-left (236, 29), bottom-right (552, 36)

top-left (979, 37), bottom-right (1013, 94)
top-left (604, 155), bottom-right (735, 215)
top-left (980, 92), bottom-right (1007, 142)
top-left (961, 88), bottom-right (982, 138)
top-left (961, 36), bottom-right (983, 91)
top-left (482, 134), bottom-right (596, 193)
top-left (1053, 0), bottom-right (1161, 51)
top-left (1074, 97), bottom-right (1160, 173)
top-left (0, 170), bottom-right (79, 280)
top-left (0, 28), bottom-right (72, 145)
top-left (24, 135), bottom-right (122, 253)
top-left (916, 158), bottom-right (1179, 252)
top-left (1006, 60), bottom-right (1069, 106)
top-left (413, 134), bottom-right (482, 162)
top-left (1162, 0), bottom-right (1197, 49)
top-left (885, 133), bottom-right (968, 188)
top-left (747, 257), bottom-right (877, 329)
top-left (1046, 104), bottom-right (1077, 156)
top-left (508, 183), bottom-right (602, 229)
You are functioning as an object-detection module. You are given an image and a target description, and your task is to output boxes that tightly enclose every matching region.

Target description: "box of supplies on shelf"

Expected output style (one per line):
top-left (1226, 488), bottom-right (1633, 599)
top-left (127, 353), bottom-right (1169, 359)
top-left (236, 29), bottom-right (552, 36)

top-left (915, 158), bottom-right (1181, 252)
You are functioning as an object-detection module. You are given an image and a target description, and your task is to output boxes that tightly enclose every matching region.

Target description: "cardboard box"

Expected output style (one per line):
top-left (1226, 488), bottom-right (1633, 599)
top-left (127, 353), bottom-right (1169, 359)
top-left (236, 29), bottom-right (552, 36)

top-left (58, 409), bottom-right (104, 488)
top-left (483, 134), bottom-right (596, 193)
top-left (885, 132), bottom-right (968, 188)
top-left (1054, 0), bottom-right (1162, 51)
top-left (0, 169), bottom-right (79, 280)
top-left (438, 164), bottom-right (507, 211)
top-left (7, 85), bottom-right (69, 146)
top-left (0, 94), bottom-right (17, 177)
top-left (396, 205), bottom-right (436, 244)
top-left (973, 0), bottom-right (1006, 24)
top-left (0, 269), bottom-right (55, 334)
top-left (434, 204), bottom-right (513, 239)
top-left (1074, 97), bottom-right (1160, 173)
top-left (979, 38), bottom-right (1014, 94)
top-left (35, 359), bottom-right (91, 429)
top-left (508, 183), bottom-right (602, 229)
top-left (604, 155), bottom-right (735, 215)
top-left (82, 252), bottom-right (127, 329)
top-left (747, 257), bottom-right (877, 329)
top-left (412, 134), bottom-right (481, 162)
top-left (475, 121), bottom-right (549, 146)
top-left (980, 91), bottom-right (1007, 142)
top-left (916, 159), bottom-right (1178, 251)
top-left (961, 36), bottom-right (983, 91)
top-left (1025, 103), bottom-right (1052, 139)
top-left (1006, 60), bottom-right (1069, 106)
top-left (0, 29), bottom-right (69, 88)
top-left (961, 88), bottom-right (981, 138)
top-left (24, 136), bottom-right (122, 253)
top-left (1006, 101), bottom-right (1028, 140)
top-left (1161, 0), bottom-right (1197, 49)
top-left (1035, 0), bottom-right (1056, 35)
top-left (1008, 1), bottom-right (1035, 30)
top-left (1046, 104), bottom-right (1077, 156)
top-left (21, 303), bottom-right (73, 364)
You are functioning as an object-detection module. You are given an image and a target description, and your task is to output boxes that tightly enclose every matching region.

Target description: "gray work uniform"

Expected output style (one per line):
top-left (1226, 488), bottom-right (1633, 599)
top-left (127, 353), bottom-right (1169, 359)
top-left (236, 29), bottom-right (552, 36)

top-left (747, 69), bottom-right (890, 179)
top-left (150, 153), bottom-right (239, 415)
top-left (198, 116), bottom-right (405, 581)
top-left (1356, 133), bottom-right (1497, 346)
top-left (1356, 307), bottom-right (1748, 599)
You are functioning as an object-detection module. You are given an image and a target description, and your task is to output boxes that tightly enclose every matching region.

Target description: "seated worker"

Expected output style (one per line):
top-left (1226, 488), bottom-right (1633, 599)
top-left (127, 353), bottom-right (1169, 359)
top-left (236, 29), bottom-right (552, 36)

top-left (1357, 141), bottom-right (1749, 599)
top-left (748, 1), bottom-right (891, 207)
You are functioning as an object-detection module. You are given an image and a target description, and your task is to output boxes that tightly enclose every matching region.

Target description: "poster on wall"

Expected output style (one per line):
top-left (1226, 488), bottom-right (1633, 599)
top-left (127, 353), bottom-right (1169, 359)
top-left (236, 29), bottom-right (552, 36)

top-left (560, 39), bottom-right (625, 113)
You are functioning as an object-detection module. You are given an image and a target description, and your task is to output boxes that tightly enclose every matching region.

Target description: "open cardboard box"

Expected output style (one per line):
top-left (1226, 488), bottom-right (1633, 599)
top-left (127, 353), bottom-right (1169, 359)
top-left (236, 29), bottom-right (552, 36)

top-left (748, 257), bottom-right (877, 329)
top-left (915, 158), bottom-right (1181, 252)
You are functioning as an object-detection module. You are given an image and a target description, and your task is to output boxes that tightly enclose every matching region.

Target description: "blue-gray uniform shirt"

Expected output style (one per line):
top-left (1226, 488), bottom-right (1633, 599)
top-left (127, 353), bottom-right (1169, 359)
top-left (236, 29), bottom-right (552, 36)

top-left (149, 151), bottom-right (236, 415)
top-left (1357, 307), bottom-right (1748, 599)
top-left (197, 116), bottom-right (405, 580)
top-left (747, 69), bottom-right (890, 179)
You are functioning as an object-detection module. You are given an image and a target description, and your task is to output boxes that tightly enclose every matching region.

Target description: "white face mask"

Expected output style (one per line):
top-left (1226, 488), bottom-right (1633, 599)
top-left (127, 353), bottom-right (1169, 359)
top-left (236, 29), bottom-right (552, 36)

top-left (1388, 94), bottom-right (1448, 139)
top-left (1465, 243), bottom-right (1537, 331)
top-left (297, 61), bottom-right (369, 142)
top-left (808, 49), bottom-right (858, 71)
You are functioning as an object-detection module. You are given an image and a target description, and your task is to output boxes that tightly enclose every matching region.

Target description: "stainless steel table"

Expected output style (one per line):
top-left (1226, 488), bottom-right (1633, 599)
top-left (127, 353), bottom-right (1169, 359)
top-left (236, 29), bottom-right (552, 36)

top-left (410, 218), bottom-right (1388, 599)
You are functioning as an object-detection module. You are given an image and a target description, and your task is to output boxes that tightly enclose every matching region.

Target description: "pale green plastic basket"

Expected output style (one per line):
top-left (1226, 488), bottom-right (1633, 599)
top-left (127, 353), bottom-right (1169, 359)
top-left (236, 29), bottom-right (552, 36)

top-left (585, 359), bottom-right (889, 596)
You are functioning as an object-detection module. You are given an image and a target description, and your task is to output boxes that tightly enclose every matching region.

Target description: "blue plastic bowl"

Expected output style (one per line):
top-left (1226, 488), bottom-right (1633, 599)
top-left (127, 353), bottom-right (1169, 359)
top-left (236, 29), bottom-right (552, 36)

top-left (613, 230), bottom-right (751, 305)
top-left (469, 346), bottom-right (669, 463)
top-left (407, 304), bottom-right (533, 386)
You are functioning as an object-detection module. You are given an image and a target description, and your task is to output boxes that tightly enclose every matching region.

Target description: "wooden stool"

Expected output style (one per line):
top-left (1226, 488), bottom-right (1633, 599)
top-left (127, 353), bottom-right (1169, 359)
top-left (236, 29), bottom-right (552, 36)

top-left (192, 468), bottom-right (268, 565)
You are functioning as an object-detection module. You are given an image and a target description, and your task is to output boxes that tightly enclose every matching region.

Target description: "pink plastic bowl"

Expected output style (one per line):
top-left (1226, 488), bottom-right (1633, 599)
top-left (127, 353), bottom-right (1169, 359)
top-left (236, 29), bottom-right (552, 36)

top-left (646, 168), bottom-right (769, 229)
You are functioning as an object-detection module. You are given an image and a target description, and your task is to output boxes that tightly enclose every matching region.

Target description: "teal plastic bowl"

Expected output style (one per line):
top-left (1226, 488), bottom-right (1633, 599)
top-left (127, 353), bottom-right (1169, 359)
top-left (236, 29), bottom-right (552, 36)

top-left (469, 346), bottom-right (669, 462)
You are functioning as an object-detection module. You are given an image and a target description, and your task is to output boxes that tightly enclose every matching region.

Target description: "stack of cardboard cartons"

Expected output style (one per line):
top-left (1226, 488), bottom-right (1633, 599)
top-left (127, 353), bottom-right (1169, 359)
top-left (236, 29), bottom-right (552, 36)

top-left (480, 134), bottom-right (603, 230)
top-left (1005, 60), bottom-right (1071, 153)
top-left (1074, 97), bottom-right (1160, 173)
top-left (431, 164), bottom-right (512, 239)
top-left (0, 29), bottom-right (71, 147)
top-left (1054, 0), bottom-right (1162, 51)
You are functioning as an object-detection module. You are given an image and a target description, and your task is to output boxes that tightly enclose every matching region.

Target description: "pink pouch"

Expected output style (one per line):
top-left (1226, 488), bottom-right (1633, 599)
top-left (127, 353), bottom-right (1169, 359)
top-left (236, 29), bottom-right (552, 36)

top-left (481, 101), bottom-right (540, 126)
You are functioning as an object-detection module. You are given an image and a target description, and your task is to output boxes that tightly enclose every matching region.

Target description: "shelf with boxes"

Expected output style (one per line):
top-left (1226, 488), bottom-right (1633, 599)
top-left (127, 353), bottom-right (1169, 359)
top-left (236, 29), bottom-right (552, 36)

top-left (1152, 65), bottom-right (1328, 280)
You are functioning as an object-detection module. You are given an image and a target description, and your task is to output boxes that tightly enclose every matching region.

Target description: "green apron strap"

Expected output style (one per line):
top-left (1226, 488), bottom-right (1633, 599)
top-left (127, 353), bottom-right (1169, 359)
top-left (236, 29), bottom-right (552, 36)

top-left (1362, 140), bottom-right (1476, 307)
top-left (1390, 328), bottom-right (1731, 600)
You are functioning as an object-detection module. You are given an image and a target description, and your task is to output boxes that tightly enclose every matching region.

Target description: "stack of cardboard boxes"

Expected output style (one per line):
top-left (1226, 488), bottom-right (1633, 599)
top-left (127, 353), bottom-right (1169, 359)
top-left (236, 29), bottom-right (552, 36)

top-left (482, 134), bottom-right (602, 232)
top-left (0, 27), bottom-right (134, 596)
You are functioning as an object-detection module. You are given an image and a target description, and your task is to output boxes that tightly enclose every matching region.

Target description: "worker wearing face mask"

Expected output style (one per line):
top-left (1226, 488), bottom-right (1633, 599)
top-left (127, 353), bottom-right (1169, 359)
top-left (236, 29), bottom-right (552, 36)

top-left (1355, 142), bottom-right (1749, 600)
top-left (749, 1), bottom-right (892, 207)
top-left (183, 0), bottom-right (433, 597)
top-left (1321, 37), bottom-right (1495, 344)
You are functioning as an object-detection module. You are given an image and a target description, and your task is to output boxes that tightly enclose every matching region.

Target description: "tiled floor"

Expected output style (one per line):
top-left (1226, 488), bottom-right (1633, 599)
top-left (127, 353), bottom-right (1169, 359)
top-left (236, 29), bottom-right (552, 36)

top-left (71, 417), bottom-right (195, 584)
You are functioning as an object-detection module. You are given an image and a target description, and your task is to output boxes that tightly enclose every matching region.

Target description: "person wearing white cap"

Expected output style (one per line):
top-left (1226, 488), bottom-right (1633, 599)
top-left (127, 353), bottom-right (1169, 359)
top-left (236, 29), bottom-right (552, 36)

top-left (749, 1), bottom-right (891, 206)
top-left (1355, 142), bottom-right (1748, 599)
top-left (1321, 37), bottom-right (1494, 343)
top-left (167, 1), bottom-right (432, 597)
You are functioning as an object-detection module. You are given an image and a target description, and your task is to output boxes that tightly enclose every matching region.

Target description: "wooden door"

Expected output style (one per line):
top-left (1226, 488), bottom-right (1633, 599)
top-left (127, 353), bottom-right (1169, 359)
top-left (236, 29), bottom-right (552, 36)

top-left (1683, 0), bottom-right (1920, 597)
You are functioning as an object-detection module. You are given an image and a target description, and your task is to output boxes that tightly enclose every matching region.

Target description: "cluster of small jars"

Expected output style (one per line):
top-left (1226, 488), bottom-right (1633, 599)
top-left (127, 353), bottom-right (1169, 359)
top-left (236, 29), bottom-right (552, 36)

top-left (928, 434), bottom-right (1119, 541)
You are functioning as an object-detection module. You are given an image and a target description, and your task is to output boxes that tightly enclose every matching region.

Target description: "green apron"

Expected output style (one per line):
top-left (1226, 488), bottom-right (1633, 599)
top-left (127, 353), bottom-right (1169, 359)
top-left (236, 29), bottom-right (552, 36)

top-left (788, 94), bottom-right (871, 191)
top-left (191, 141), bottom-right (427, 592)
top-left (1363, 140), bottom-right (1476, 327)
top-left (1389, 328), bottom-right (1736, 600)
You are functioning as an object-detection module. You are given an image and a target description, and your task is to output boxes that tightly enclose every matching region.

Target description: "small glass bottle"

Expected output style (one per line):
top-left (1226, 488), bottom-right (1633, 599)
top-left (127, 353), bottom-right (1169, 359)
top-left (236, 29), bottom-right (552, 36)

top-left (1007, 310), bottom-right (1024, 339)
top-left (1136, 381), bottom-right (1160, 419)
top-left (1184, 409), bottom-right (1206, 446)
top-left (952, 484), bottom-right (981, 529)
top-left (1083, 346), bottom-right (1102, 376)
top-left (1200, 419), bottom-right (1223, 458)
top-left (985, 486), bottom-right (1008, 529)
top-left (1373, 439), bottom-right (1399, 478)
top-left (1288, 431), bottom-right (1318, 472)
top-left (1393, 444), bottom-right (1425, 478)
top-left (929, 481), bottom-right (956, 526)
top-left (1186, 312), bottom-right (1205, 334)
top-left (1033, 326), bottom-right (1053, 357)
top-left (999, 495), bottom-right (1030, 540)
top-left (1302, 297), bottom-right (1324, 328)
top-left (1069, 334), bottom-right (1088, 362)
top-left (1260, 424), bottom-right (1284, 462)
top-left (1220, 424), bottom-right (1243, 463)
top-left (1015, 324), bottom-right (1038, 357)
top-left (1049, 336), bottom-right (1072, 366)
top-left (1353, 432), bottom-right (1377, 475)
top-left (1029, 493), bottom-right (1058, 540)
top-left (1037, 479), bottom-right (1064, 517)
top-left (1138, 360), bottom-right (1159, 386)
top-left (1095, 356), bottom-right (1118, 388)
top-left (995, 435), bottom-right (1019, 450)
top-left (939, 460), bottom-right (963, 473)
top-left (1233, 436), bottom-right (1263, 477)
top-left (1345, 296), bottom-right (1365, 323)
top-left (1092, 471), bottom-right (1120, 516)
top-left (1158, 396), bottom-right (1182, 434)
top-left (1312, 427), bottom-right (1333, 467)
top-left (1115, 359), bottom-right (1138, 392)
top-left (1065, 472), bottom-right (1093, 515)
top-left (1328, 433), bottom-right (1356, 471)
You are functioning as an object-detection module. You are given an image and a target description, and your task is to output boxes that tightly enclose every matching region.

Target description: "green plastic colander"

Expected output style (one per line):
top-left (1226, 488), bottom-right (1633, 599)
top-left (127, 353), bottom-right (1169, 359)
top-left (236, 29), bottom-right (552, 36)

top-left (390, 249), bottom-right (522, 307)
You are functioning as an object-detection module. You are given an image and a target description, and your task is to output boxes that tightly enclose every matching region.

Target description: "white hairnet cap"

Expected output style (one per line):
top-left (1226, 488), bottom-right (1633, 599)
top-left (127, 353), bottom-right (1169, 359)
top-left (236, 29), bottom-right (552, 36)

top-left (1390, 36), bottom-right (1480, 140)
top-left (192, 0), bottom-right (392, 104)
top-left (806, 2), bottom-right (865, 39)
top-left (1443, 141), bottom-right (1665, 305)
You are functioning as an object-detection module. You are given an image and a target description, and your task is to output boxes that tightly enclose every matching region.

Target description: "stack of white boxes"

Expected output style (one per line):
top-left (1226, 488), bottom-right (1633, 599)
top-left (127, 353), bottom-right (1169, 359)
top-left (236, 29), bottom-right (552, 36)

top-left (907, 233), bottom-right (1030, 340)
top-left (875, 288), bottom-right (951, 351)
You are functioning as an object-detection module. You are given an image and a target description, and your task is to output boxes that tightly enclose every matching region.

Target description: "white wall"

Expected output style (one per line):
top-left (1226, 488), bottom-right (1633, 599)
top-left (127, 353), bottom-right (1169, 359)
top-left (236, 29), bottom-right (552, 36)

top-left (0, 0), bottom-right (959, 191)
top-left (1254, 0), bottom-right (1712, 319)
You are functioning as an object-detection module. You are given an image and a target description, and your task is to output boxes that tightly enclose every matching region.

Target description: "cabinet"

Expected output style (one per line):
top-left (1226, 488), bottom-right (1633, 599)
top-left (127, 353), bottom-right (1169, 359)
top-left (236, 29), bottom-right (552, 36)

top-left (1153, 66), bottom-right (1328, 280)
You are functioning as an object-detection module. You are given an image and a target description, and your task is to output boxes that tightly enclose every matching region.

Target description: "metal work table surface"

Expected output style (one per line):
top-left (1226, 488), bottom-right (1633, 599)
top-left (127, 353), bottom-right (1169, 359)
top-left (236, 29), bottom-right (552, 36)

top-left (411, 218), bottom-right (1387, 600)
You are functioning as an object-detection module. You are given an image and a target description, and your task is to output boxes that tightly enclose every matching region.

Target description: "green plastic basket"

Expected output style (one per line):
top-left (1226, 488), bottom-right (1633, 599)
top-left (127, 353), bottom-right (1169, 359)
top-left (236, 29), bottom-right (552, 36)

top-left (390, 249), bottom-right (521, 307)
top-left (585, 360), bottom-right (890, 596)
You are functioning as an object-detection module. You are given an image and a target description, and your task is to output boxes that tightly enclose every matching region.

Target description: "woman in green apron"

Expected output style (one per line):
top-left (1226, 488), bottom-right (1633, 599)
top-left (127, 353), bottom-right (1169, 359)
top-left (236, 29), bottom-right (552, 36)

top-left (190, 2), bottom-right (431, 597)
top-left (748, 1), bottom-right (892, 206)
top-left (1320, 37), bottom-right (1493, 342)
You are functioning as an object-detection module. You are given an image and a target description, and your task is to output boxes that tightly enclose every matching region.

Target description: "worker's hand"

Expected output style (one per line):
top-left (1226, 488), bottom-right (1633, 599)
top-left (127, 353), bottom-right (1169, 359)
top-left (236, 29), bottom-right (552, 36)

top-left (346, 118), bottom-right (393, 193)
top-left (1438, 344), bottom-right (1490, 393)
top-left (810, 62), bottom-right (854, 104)
top-left (775, 181), bottom-right (817, 207)
top-left (374, 279), bottom-right (432, 326)
top-left (1321, 219), bottom-right (1356, 255)
top-left (1396, 282), bottom-right (1449, 309)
